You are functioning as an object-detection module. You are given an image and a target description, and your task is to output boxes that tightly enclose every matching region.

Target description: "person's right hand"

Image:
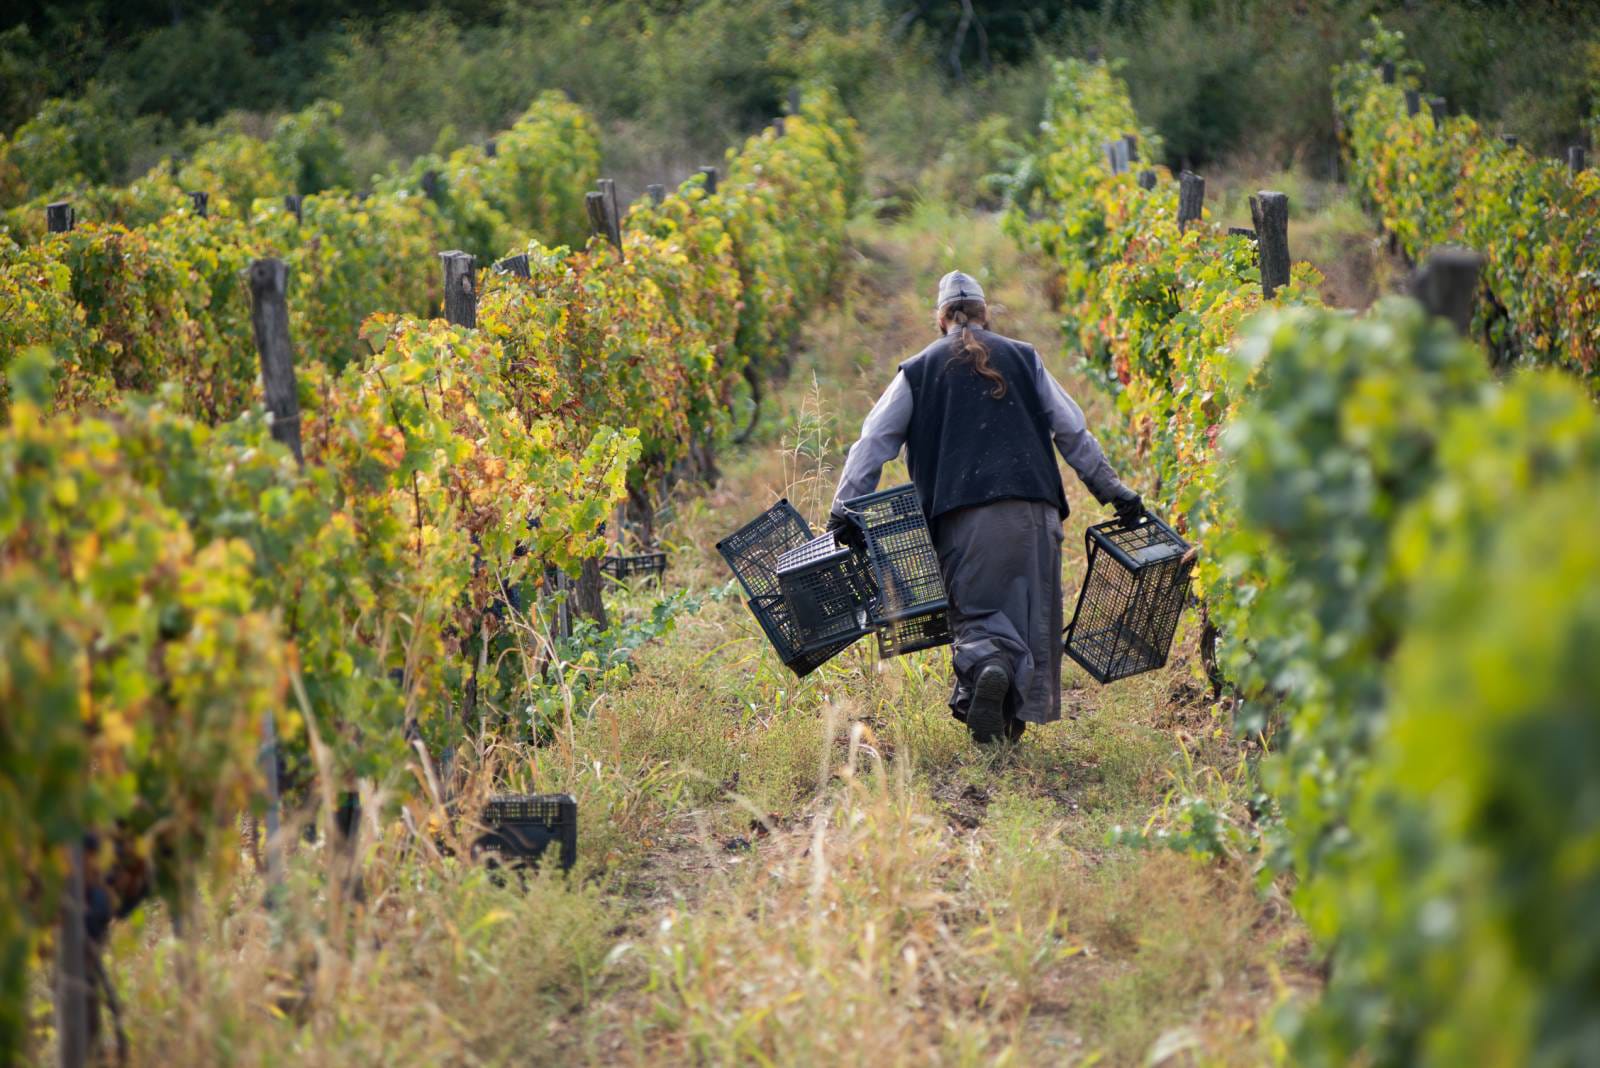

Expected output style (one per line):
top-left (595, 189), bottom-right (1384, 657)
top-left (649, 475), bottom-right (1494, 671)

top-left (827, 513), bottom-right (866, 550)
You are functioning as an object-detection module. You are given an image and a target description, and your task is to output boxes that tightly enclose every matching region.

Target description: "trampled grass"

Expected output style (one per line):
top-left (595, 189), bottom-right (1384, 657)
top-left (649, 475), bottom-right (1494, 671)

top-left (54, 206), bottom-right (1314, 1066)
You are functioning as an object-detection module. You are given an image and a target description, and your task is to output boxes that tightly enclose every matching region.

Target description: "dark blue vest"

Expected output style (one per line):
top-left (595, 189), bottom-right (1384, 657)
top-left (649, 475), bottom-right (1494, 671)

top-left (899, 328), bottom-right (1068, 522)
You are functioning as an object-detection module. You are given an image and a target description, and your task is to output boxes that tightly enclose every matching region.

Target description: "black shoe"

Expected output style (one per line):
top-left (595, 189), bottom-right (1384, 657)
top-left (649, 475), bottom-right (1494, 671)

top-left (967, 661), bottom-right (1010, 744)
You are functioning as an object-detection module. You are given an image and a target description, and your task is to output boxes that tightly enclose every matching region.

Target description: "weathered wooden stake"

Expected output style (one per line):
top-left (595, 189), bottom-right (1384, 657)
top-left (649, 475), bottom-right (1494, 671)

top-left (597, 178), bottom-right (623, 249)
top-left (698, 166), bottom-right (719, 195)
top-left (55, 842), bottom-right (89, 1068)
top-left (585, 191), bottom-right (608, 239)
top-left (788, 86), bottom-right (802, 114)
top-left (439, 251), bottom-right (477, 328)
top-left (248, 259), bottom-right (303, 464)
top-left (46, 201), bottom-right (74, 233)
top-left (484, 138), bottom-right (497, 158)
top-left (772, 117), bottom-right (786, 137)
top-left (1123, 133), bottom-right (1139, 163)
top-left (1252, 191), bottom-right (1291, 299)
top-left (247, 258), bottom-right (297, 902)
top-left (495, 252), bottom-right (531, 278)
top-left (647, 183), bottom-right (665, 205)
top-left (1177, 170), bottom-right (1205, 230)
top-left (1380, 60), bottom-right (1396, 84)
top-left (1429, 97), bottom-right (1447, 123)
top-left (1137, 169), bottom-right (1156, 191)
top-left (258, 712), bottom-right (284, 891)
top-left (1501, 134), bottom-right (1518, 149)
top-left (188, 190), bottom-right (209, 218)
top-left (574, 557), bottom-right (608, 627)
top-left (1569, 145), bottom-right (1587, 174)
top-left (1404, 89), bottom-right (1420, 117)
top-left (284, 194), bottom-right (303, 223)
top-left (421, 169), bottom-right (443, 201)
top-left (1408, 247), bottom-right (1482, 335)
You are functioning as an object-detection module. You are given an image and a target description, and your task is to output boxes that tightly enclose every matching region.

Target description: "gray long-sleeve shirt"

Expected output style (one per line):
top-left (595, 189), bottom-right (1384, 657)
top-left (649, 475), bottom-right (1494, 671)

top-left (829, 356), bottom-right (1130, 520)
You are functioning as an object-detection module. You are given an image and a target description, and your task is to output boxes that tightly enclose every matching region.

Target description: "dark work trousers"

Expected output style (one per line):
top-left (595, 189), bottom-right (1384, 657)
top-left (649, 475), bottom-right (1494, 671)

top-left (932, 498), bottom-right (1064, 724)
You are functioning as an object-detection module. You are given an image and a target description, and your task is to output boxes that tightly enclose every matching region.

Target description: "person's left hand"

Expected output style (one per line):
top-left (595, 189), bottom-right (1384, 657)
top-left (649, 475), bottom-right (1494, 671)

top-left (1112, 490), bottom-right (1145, 525)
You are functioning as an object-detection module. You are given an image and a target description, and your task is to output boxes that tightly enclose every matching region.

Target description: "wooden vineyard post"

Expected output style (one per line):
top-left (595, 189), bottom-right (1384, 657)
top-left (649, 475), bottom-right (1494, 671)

top-left (647, 183), bottom-right (665, 205)
top-left (1404, 89), bottom-right (1421, 117)
top-left (247, 258), bottom-right (300, 898)
top-left (421, 169), bottom-right (442, 202)
top-left (1409, 247), bottom-right (1482, 336)
top-left (788, 86), bottom-right (802, 114)
top-left (1380, 60), bottom-right (1396, 85)
top-left (54, 841), bottom-right (89, 1068)
top-left (188, 191), bottom-right (208, 218)
top-left (1251, 191), bottom-right (1290, 299)
top-left (249, 260), bottom-right (303, 464)
top-left (440, 251), bottom-right (477, 328)
top-left (699, 166), bottom-right (719, 195)
top-left (1177, 171), bottom-right (1205, 231)
top-left (1123, 133), bottom-right (1139, 164)
top-left (597, 178), bottom-right (624, 248)
top-left (1429, 97), bottom-right (1447, 123)
top-left (495, 253), bottom-right (530, 279)
top-left (439, 249), bottom-right (480, 735)
top-left (46, 200), bottom-right (74, 233)
top-left (284, 194), bottom-right (303, 223)
top-left (1570, 146), bottom-right (1587, 174)
top-left (1501, 134), bottom-right (1518, 149)
top-left (1137, 169), bottom-right (1156, 191)
top-left (484, 138), bottom-right (497, 158)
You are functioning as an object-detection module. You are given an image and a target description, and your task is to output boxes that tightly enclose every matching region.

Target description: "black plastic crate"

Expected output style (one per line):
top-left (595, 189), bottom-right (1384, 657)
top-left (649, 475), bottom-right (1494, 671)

top-left (602, 551), bottom-right (667, 579)
top-left (777, 533), bottom-right (877, 649)
top-left (876, 609), bottom-right (952, 658)
top-left (716, 499), bottom-right (812, 601)
top-left (839, 484), bottom-right (947, 622)
top-left (746, 593), bottom-right (853, 677)
top-left (1064, 513), bottom-right (1195, 684)
top-left (473, 793), bottom-right (577, 872)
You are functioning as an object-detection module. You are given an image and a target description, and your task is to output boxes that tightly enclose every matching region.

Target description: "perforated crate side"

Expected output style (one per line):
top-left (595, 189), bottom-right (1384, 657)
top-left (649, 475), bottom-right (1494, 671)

top-left (1064, 516), bottom-right (1194, 684)
top-left (603, 552), bottom-right (668, 579)
top-left (745, 594), bottom-right (853, 677)
top-left (839, 484), bottom-right (947, 622)
top-left (876, 609), bottom-right (952, 658)
top-left (716, 499), bottom-right (813, 600)
top-left (477, 793), bottom-right (578, 871)
top-left (777, 534), bottom-right (877, 650)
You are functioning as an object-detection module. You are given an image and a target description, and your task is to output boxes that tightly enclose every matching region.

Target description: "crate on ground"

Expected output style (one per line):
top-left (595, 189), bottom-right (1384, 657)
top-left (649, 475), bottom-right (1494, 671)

top-left (876, 609), bottom-right (951, 658)
top-left (473, 793), bottom-right (577, 872)
top-left (718, 500), bottom-right (854, 676)
top-left (777, 533), bottom-right (877, 649)
top-left (602, 551), bottom-right (667, 580)
top-left (840, 484), bottom-right (948, 623)
top-left (1064, 512), bottom-right (1195, 684)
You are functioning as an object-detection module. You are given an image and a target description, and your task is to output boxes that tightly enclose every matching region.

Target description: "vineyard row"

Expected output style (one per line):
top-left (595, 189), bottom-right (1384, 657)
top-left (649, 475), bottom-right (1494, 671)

top-left (0, 89), bottom-right (862, 1060)
top-left (1007, 56), bottom-right (1600, 1064)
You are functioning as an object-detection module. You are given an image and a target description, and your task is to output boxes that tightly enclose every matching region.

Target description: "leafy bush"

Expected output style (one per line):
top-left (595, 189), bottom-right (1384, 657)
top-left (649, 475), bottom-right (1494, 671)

top-left (1336, 22), bottom-right (1600, 384)
top-left (1008, 56), bottom-right (1600, 1063)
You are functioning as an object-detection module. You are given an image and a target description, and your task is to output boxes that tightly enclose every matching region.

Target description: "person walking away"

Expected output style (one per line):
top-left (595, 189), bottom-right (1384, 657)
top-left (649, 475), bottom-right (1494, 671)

top-left (828, 271), bottom-right (1143, 743)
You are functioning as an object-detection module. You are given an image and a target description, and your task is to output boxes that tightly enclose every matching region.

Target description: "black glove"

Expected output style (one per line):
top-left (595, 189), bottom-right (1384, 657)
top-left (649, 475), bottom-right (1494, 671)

top-left (1112, 491), bottom-right (1145, 525)
top-left (827, 513), bottom-right (865, 551)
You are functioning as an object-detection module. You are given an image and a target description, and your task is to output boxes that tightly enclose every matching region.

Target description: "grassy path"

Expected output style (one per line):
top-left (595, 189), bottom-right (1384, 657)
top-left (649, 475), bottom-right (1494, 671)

top-left (551, 207), bottom-right (1312, 1064)
top-left (97, 207), bottom-right (1311, 1067)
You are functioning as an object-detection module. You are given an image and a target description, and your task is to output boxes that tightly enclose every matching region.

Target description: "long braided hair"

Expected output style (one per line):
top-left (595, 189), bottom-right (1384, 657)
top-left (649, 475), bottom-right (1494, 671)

top-left (938, 298), bottom-right (1006, 399)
